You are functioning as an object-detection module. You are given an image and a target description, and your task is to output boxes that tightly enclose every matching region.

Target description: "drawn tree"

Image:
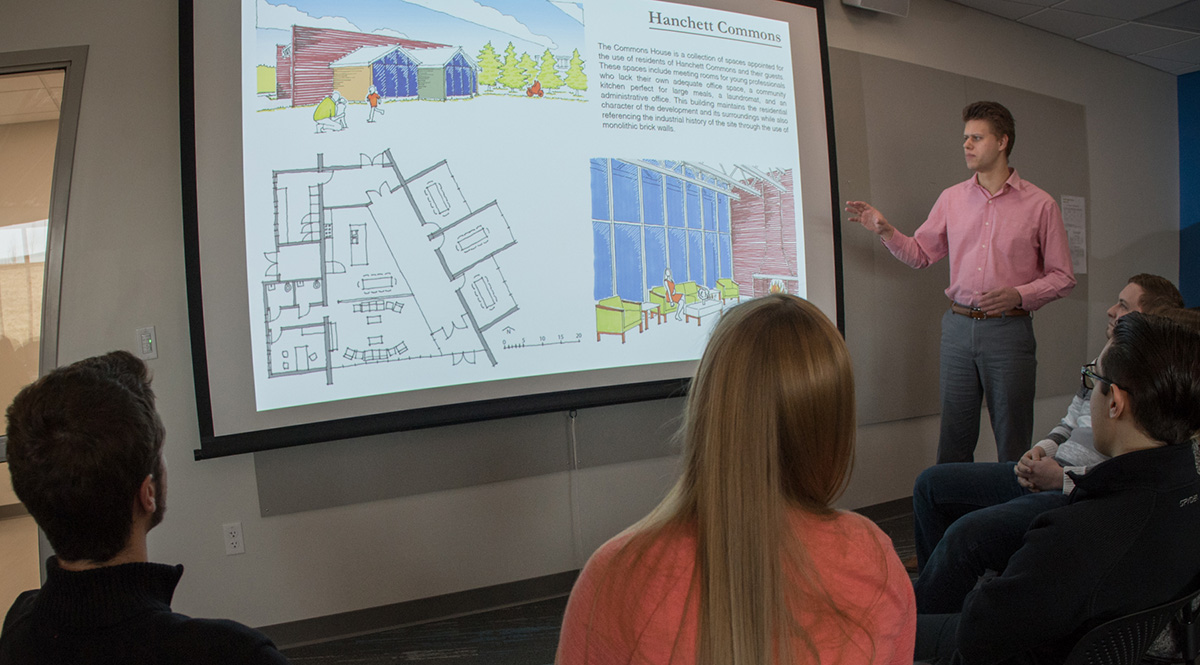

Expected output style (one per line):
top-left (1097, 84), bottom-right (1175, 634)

top-left (565, 48), bottom-right (587, 93)
top-left (537, 49), bottom-right (564, 89)
top-left (477, 41), bottom-right (501, 87)
top-left (519, 52), bottom-right (538, 86)
top-left (498, 42), bottom-right (526, 90)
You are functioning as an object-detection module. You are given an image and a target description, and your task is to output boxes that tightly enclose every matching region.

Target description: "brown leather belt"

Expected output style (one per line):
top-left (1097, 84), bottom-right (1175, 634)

top-left (950, 303), bottom-right (1029, 320)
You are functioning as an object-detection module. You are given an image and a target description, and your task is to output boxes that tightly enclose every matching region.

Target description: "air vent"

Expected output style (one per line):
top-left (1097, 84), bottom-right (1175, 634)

top-left (842, 0), bottom-right (909, 18)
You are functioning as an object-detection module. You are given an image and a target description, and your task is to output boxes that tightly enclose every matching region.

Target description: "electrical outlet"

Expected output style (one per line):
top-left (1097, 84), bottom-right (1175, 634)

top-left (223, 522), bottom-right (245, 555)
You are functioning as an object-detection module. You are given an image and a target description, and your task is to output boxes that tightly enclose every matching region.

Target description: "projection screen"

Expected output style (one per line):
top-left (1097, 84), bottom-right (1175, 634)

top-left (181, 0), bottom-right (842, 458)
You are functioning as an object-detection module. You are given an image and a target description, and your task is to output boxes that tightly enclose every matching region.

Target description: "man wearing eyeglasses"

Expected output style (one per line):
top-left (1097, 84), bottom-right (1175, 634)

top-left (915, 312), bottom-right (1200, 663)
top-left (911, 274), bottom-right (1184, 614)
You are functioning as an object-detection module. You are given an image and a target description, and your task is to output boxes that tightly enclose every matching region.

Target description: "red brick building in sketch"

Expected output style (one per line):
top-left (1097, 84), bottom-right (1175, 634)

top-left (275, 26), bottom-right (447, 107)
top-left (729, 169), bottom-right (797, 297)
top-left (275, 44), bottom-right (292, 99)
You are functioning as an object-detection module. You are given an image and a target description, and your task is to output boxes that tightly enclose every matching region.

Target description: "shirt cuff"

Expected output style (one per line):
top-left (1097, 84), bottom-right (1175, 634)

top-left (881, 228), bottom-right (905, 250)
top-left (1034, 439), bottom-right (1058, 458)
top-left (1062, 465), bottom-right (1086, 494)
top-left (1015, 283), bottom-right (1035, 311)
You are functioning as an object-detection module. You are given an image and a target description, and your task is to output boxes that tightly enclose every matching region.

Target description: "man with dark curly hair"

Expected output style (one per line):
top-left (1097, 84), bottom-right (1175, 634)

top-left (0, 351), bottom-right (290, 665)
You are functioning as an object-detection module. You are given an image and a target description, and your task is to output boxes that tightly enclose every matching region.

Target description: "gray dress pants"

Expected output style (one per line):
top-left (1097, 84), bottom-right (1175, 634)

top-left (937, 309), bottom-right (1036, 463)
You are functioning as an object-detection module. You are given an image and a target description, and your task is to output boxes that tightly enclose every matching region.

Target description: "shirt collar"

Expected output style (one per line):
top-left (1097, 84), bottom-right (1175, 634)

top-left (1070, 440), bottom-right (1200, 501)
top-left (32, 557), bottom-right (184, 629)
top-left (972, 168), bottom-right (1021, 196)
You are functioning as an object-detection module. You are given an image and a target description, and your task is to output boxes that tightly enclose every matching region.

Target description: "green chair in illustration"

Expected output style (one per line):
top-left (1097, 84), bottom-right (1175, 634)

top-left (648, 286), bottom-right (678, 316)
top-left (716, 278), bottom-right (740, 302)
top-left (596, 296), bottom-right (642, 343)
top-left (676, 281), bottom-right (700, 304)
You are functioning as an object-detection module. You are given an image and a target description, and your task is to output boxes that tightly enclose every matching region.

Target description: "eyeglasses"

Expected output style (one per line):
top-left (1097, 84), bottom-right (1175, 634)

top-left (1080, 363), bottom-right (1112, 391)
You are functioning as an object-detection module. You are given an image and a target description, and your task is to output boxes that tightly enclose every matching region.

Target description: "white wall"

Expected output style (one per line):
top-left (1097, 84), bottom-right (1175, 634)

top-left (0, 0), bottom-right (1178, 630)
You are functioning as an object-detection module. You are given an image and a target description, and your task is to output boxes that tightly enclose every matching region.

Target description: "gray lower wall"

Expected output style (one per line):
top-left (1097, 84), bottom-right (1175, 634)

top-left (0, 0), bottom-right (1179, 629)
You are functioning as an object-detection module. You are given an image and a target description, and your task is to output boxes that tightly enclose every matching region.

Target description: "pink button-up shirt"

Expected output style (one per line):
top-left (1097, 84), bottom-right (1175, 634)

top-left (882, 169), bottom-right (1075, 311)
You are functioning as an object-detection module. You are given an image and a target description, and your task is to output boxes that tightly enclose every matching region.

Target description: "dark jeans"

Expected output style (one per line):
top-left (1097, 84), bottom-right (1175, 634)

top-left (915, 613), bottom-right (1038, 665)
top-left (913, 462), bottom-right (1070, 613)
top-left (915, 613), bottom-right (960, 662)
top-left (938, 310), bottom-right (1037, 463)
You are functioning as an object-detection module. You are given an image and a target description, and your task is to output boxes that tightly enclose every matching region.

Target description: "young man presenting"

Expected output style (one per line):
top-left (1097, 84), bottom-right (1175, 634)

top-left (847, 101), bottom-right (1075, 463)
top-left (915, 312), bottom-right (1200, 663)
top-left (0, 351), bottom-right (290, 665)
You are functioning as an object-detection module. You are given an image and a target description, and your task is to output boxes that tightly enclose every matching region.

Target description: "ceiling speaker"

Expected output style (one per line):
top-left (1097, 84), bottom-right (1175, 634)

top-left (842, 0), bottom-right (909, 18)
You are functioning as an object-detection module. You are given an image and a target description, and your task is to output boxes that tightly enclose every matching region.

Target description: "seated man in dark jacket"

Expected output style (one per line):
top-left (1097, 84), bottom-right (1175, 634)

top-left (0, 351), bottom-right (290, 665)
top-left (911, 273), bottom-right (1185, 613)
top-left (915, 312), bottom-right (1200, 664)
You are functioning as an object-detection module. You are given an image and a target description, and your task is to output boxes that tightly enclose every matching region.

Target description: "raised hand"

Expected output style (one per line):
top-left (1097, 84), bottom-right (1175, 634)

top-left (845, 200), bottom-right (895, 241)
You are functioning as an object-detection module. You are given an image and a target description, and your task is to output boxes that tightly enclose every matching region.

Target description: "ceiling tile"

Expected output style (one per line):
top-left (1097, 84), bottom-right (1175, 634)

top-left (1078, 22), bottom-right (1196, 55)
top-left (1128, 53), bottom-right (1200, 73)
top-left (1141, 35), bottom-right (1200, 62)
top-left (0, 94), bottom-right (26, 117)
top-left (0, 112), bottom-right (60, 126)
top-left (1019, 9), bottom-right (1124, 39)
top-left (0, 72), bottom-right (63, 125)
top-left (1139, 0), bottom-right (1200, 32)
top-left (0, 73), bottom-right (45, 94)
top-left (0, 90), bottom-right (57, 118)
top-left (36, 71), bottom-right (64, 91)
top-left (947, 0), bottom-right (1043, 21)
top-left (948, 0), bottom-right (1200, 75)
top-left (1052, 0), bottom-right (1189, 21)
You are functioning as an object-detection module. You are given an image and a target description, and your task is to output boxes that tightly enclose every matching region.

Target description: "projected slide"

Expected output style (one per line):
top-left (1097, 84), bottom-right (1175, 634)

top-left (242, 0), bottom-right (805, 412)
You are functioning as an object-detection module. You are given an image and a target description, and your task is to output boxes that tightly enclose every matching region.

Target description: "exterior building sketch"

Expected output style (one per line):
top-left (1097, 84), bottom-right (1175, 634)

top-left (263, 149), bottom-right (518, 385)
top-left (257, 8), bottom-right (584, 111)
top-left (274, 26), bottom-right (461, 107)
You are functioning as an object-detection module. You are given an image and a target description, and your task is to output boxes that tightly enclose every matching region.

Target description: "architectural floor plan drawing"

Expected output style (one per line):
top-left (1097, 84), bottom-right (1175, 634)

top-left (262, 149), bottom-right (518, 386)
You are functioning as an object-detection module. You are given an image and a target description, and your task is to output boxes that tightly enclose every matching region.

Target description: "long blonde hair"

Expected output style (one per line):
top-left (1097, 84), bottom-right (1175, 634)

top-left (598, 294), bottom-right (859, 664)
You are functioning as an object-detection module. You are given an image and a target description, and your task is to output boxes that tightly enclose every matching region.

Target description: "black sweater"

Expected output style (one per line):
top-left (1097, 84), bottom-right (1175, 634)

top-left (955, 441), bottom-right (1200, 664)
top-left (0, 558), bottom-right (289, 665)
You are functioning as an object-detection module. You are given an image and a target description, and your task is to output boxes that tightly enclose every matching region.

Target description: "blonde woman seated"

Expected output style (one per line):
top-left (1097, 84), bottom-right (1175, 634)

top-left (556, 294), bottom-right (915, 665)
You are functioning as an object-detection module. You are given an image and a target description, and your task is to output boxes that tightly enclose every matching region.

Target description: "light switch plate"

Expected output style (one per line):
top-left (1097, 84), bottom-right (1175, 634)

top-left (136, 326), bottom-right (158, 360)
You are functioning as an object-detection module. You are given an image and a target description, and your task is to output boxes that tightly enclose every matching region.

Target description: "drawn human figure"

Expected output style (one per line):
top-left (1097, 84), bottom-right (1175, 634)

top-left (366, 85), bottom-right (384, 123)
top-left (664, 268), bottom-right (685, 321)
top-left (314, 91), bottom-right (348, 133)
top-left (332, 91), bottom-right (347, 128)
